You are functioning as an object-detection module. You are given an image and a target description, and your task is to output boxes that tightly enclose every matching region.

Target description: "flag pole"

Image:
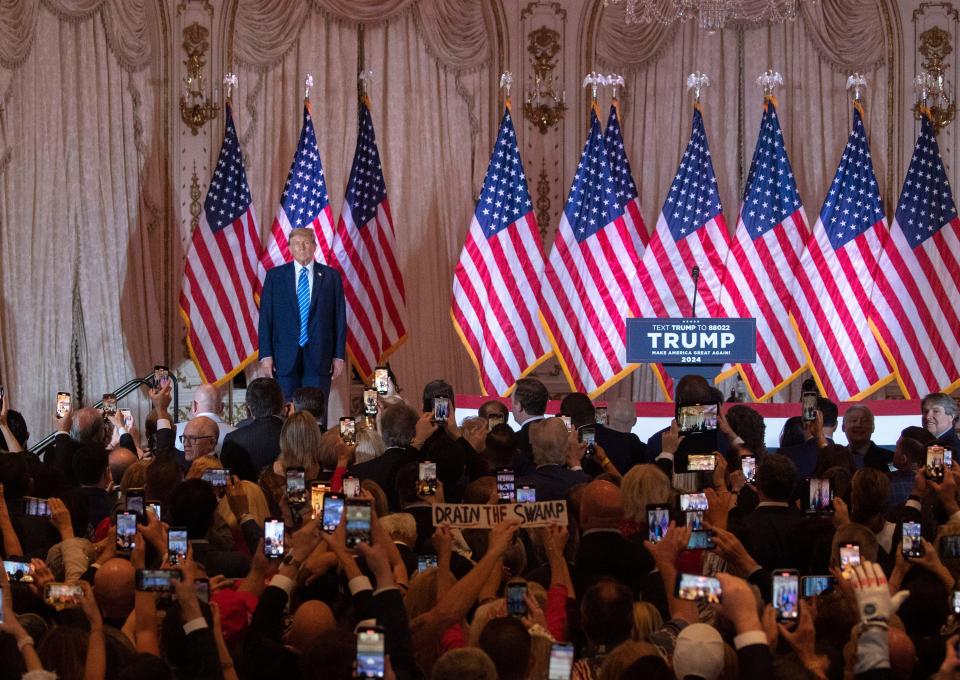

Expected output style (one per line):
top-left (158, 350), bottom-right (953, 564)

top-left (846, 73), bottom-right (867, 118)
top-left (500, 71), bottom-right (513, 111)
top-left (756, 69), bottom-right (782, 110)
top-left (607, 73), bottom-right (625, 121)
top-left (687, 72), bottom-right (710, 112)
top-left (582, 71), bottom-right (605, 118)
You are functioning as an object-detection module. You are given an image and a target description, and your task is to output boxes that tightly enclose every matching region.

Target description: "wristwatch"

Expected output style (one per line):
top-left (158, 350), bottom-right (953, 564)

top-left (282, 553), bottom-right (302, 569)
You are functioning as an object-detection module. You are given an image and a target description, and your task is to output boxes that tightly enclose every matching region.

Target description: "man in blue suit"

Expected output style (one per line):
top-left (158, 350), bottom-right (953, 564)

top-left (258, 228), bottom-right (346, 411)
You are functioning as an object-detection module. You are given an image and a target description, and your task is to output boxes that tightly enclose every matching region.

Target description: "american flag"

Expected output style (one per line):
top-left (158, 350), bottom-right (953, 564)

top-left (634, 105), bottom-right (728, 398)
top-left (604, 102), bottom-right (648, 254)
top-left (451, 105), bottom-right (551, 396)
top-left (259, 102), bottom-right (334, 278)
top-left (868, 113), bottom-right (960, 397)
top-left (791, 104), bottom-right (895, 401)
top-left (179, 103), bottom-right (261, 383)
top-left (540, 106), bottom-right (645, 397)
top-left (331, 97), bottom-right (407, 382)
top-left (716, 98), bottom-right (809, 400)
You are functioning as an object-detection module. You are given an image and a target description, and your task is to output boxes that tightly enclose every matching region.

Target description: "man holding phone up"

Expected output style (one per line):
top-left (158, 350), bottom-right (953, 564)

top-left (258, 228), bottom-right (347, 417)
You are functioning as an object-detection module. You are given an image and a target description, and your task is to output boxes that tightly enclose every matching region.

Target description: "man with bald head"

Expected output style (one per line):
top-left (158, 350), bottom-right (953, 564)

top-left (175, 383), bottom-right (235, 455)
top-left (574, 479), bottom-right (655, 600)
top-left (93, 557), bottom-right (136, 628)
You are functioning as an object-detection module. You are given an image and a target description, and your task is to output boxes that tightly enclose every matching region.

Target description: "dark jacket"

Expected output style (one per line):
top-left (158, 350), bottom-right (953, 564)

top-left (350, 446), bottom-right (417, 511)
top-left (517, 465), bottom-right (590, 502)
top-left (221, 416), bottom-right (284, 481)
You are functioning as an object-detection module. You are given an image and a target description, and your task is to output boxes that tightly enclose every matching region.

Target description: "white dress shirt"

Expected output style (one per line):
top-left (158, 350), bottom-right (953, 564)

top-left (294, 260), bottom-right (316, 300)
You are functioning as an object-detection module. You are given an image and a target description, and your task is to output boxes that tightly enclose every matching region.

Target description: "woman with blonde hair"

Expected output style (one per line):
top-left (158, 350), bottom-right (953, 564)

top-left (620, 465), bottom-right (672, 538)
top-left (272, 411), bottom-right (321, 480)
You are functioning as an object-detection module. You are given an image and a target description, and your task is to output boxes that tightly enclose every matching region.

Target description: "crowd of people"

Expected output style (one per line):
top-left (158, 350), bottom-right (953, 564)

top-left (0, 371), bottom-right (959, 680)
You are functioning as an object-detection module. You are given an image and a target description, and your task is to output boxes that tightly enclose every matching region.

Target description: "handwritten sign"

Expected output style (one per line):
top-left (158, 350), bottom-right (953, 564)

top-left (431, 501), bottom-right (568, 529)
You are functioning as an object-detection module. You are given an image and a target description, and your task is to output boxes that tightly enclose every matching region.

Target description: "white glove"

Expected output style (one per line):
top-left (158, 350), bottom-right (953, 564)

top-left (849, 561), bottom-right (909, 625)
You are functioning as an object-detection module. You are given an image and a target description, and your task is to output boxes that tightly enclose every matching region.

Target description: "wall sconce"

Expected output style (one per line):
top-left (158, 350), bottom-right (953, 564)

top-left (523, 26), bottom-right (566, 133)
top-left (180, 22), bottom-right (219, 135)
top-left (913, 26), bottom-right (955, 132)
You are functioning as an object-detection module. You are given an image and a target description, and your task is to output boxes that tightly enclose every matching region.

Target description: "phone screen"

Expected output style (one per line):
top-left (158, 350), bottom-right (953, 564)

top-left (679, 493), bottom-right (708, 512)
top-left (647, 505), bottom-right (670, 543)
top-left (195, 579), bottom-right (210, 603)
top-left (44, 583), bottom-right (84, 609)
top-left (153, 365), bottom-right (170, 389)
top-left (417, 462), bottom-right (437, 496)
top-left (3, 560), bottom-right (33, 583)
top-left (417, 554), bottom-right (438, 572)
top-left (675, 573), bottom-right (721, 603)
top-left (840, 543), bottom-right (861, 569)
top-left (807, 478), bottom-right (833, 515)
top-left (56, 392), bottom-right (71, 418)
top-left (801, 392), bottom-right (818, 422)
top-left (432, 396), bottom-right (450, 424)
top-left (773, 570), bottom-right (800, 621)
top-left (927, 445), bottom-right (947, 481)
top-left (286, 468), bottom-right (307, 505)
top-left (346, 501), bottom-right (372, 548)
top-left (687, 454), bottom-right (716, 472)
top-left (373, 367), bottom-right (390, 395)
top-left (342, 476), bottom-right (361, 498)
top-left (579, 425), bottom-right (596, 445)
top-left (356, 627), bottom-right (385, 679)
top-left (146, 502), bottom-right (161, 523)
top-left (311, 483), bottom-right (330, 519)
top-left (102, 393), bottom-right (118, 415)
top-left (686, 510), bottom-right (704, 530)
top-left (941, 535), bottom-right (960, 559)
top-left (517, 486), bottom-right (536, 503)
top-left (954, 590), bottom-right (960, 615)
top-left (506, 582), bottom-right (527, 616)
top-left (559, 415), bottom-right (572, 431)
top-left (902, 521), bottom-right (924, 558)
top-left (802, 575), bottom-right (835, 597)
top-left (136, 569), bottom-right (181, 592)
top-left (202, 469), bottom-right (229, 498)
top-left (264, 519), bottom-right (285, 559)
top-left (687, 530), bottom-right (716, 550)
top-left (363, 389), bottom-right (379, 416)
top-left (126, 490), bottom-right (145, 520)
top-left (496, 468), bottom-right (516, 504)
top-left (548, 642), bottom-right (575, 680)
top-left (340, 417), bottom-right (357, 445)
top-left (741, 456), bottom-right (757, 483)
top-left (322, 494), bottom-right (344, 533)
top-left (116, 512), bottom-right (137, 552)
top-left (676, 402), bottom-right (719, 435)
top-left (24, 497), bottom-right (50, 517)
top-left (594, 407), bottom-right (608, 426)
top-left (168, 529), bottom-right (188, 565)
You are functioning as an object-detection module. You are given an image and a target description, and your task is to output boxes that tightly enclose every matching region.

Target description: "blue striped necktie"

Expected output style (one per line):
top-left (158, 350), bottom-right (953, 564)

top-left (297, 266), bottom-right (309, 347)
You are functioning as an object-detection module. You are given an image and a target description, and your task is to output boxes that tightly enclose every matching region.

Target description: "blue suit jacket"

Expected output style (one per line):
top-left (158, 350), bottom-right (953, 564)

top-left (258, 261), bottom-right (346, 376)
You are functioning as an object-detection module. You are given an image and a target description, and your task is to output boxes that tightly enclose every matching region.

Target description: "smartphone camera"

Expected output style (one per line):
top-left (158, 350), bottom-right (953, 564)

top-left (44, 583), bottom-right (84, 610)
top-left (102, 393), bottom-right (118, 416)
top-left (806, 478), bottom-right (834, 515)
top-left (927, 445), bottom-right (947, 482)
top-left (496, 468), bottom-right (516, 504)
top-left (356, 626), bottom-right (386, 679)
top-left (801, 575), bottom-right (835, 597)
top-left (646, 504), bottom-right (670, 543)
top-left (517, 485), bottom-right (536, 504)
top-left (56, 392), bottom-right (71, 419)
top-left (902, 521), bottom-right (924, 558)
top-left (201, 469), bottom-right (229, 499)
top-left (548, 642), bottom-right (575, 680)
top-left (342, 476), bottom-right (361, 498)
top-left (953, 590), bottom-right (960, 615)
top-left (3, 560), bottom-right (33, 584)
top-left (417, 554), bottom-right (438, 572)
top-left (340, 417), bottom-right (357, 445)
top-left (773, 570), bottom-right (800, 622)
top-left (675, 573), bottom-right (722, 603)
top-left (286, 467), bottom-right (307, 505)
top-left (741, 455), bottom-right (757, 484)
top-left (345, 500), bottom-right (372, 548)
top-left (135, 569), bottom-right (181, 592)
top-left (594, 407), bottom-right (609, 426)
top-left (432, 396), bottom-right (450, 425)
top-left (679, 492), bottom-right (708, 512)
top-left (321, 493), bottom-right (345, 533)
top-left (940, 534), bottom-right (960, 559)
top-left (116, 512), bottom-right (137, 553)
top-left (168, 528), bottom-right (188, 566)
top-left (373, 367), bottom-right (390, 395)
top-left (363, 389), bottom-right (379, 416)
top-left (311, 482), bottom-right (330, 520)
top-left (839, 543), bottom-right (861, 570)
top-left (264, 518), bottom-right (285, 559)
top-left (801, 392), bottom-right (818, 422)
top-left (676, 402), bottom-right (719, 435)
top-left (578, 425), bottom-right (596, 453)
top-left (418, 462), bottom-right (437, 496)
top-left (687, 453), bottom-right (716, 472)
top-left (153, 365), bottom-right (170, 390)
top-left (687, 530), bottom-right (716, 550)
top-left (506, 580), bottom-right (528, 617)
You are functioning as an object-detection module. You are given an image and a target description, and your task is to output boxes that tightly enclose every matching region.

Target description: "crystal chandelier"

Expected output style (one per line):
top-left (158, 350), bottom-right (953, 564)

top-left (604, 0), bottom-right (801, 33)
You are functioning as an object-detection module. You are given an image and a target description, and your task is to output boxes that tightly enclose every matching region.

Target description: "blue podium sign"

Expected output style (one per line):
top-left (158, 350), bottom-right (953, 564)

top-left (626, 318), bottom-right (757, 368)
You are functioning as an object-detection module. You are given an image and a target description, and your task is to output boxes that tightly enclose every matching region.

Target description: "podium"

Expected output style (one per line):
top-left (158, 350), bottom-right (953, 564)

top-left (626, 318), bottom-right (757, 383)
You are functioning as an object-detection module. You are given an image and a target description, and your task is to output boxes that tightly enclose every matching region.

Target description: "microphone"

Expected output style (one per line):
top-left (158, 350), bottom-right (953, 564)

top-left (690, 265), bottom-right (700, 318)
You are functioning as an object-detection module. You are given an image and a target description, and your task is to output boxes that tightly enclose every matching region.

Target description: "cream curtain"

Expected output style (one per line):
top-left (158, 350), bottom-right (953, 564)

top-left (0, 2), bottom-right (164, 434)
top-left (591, 0), bottom-right (893, 403)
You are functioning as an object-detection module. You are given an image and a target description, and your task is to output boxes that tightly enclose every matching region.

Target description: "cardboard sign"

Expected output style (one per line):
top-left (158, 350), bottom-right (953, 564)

top-left (431, 501), bottom-right (568, 529)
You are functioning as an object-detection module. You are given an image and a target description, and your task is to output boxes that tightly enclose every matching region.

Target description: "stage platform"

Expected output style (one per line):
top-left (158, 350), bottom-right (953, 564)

top-left (453, 396), bottom-right (925, 450)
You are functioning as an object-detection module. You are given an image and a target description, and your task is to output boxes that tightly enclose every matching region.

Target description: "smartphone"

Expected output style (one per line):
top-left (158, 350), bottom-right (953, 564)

top-left (559, 415), bottom-right (572, 431)
top-left (741, 455), bottom-right (757, 484)
top-left (594, 407), bottom-right (609, 426)
top-left (432, 396), bottom-right (450, 425)
top-left (806, 478), bottom-right (834, 515)
top-left (356, 625), bottom-right (386, 679)
top-left (135, 568), bottom-right (181, 592)
top-left (119, 408), bottom-right (134, 429)
top-left (322, 493), bottom-right (345, 533)
top-left (506, 580), bottom-right (527, 617)
top-left (417, 554), bottom-right (438, 572)
top-left (953, 590), bottom-right (960, 615)
top-left (902, 521), bottom-right (924, 558)
top-left (0, 589), bottom-right (3, 624)
top-left (801, 575), bottom-right (836, 597)
top-left (686, 510), bottom-right (704, 530)
top-left (927, 445), bottom-right (947, 482)
top-left (310, 482), bottom-right (330, 519)
top-left (24, 496), bottom-right (50, 517)
top-left (548, 642), bottom-right (575, 680)
top-left (102, 393), bottom-right (118, 416)
top-left (679, 492), bottom-right (708, 512)
top-left (517, 485), bottom-right (536, 503)
top-left (839, 542), bottom-right (861, 569)
top-left (56, 391), bottom-right (71, 418)
top-left (646, 504), bottom-right (670, 543)
top-left (195, 578), bottom-right (210, 603)
top-left (342, 475), bottom-right (361, 498)
top-left (675, 402), bottom-right (719, 435)
top-left (363, 389), bottom-right (379, 416)
top-left (801, 391), bottom-right (818, 422)
top-left (578, 425), bottom-right (596, 446)
top-left (146, 501), bottom-right (161, 523)
top-left (201, 468), bottom-right (229, 498)
top-left (264, 518), bottom-right (285, 559)
top-left (168, 528), bottom-right (188, 566)
top-left (487, 413), bottom-right (505, 430)
top-left (116, 512), bottom-right (137, 552)
top-left (126, 488), bottom-right (145, 522)
top-left (346, 499), bottom-right (372, 548)
top-left (773, 570), bottom-right (800, 622)
top-left (286, 467), bottom-right (307, 505)
top-left (153, 365), bottom-right (170, 389)
top-left (687, 529), bottom-right (716, 550)
top-left (687, 453), bottom-right (716, 472)
top-left (44, 582), bottom-right (84, 609)
top-left (340, 417), bottom-right (357, 445)
top-left (941, 534), bottom-right (960, 559)
top-left (675, 573), bottom-right (722, 603)
top-left (3, 559), bottom-right (33, 583)
top-left (417, 462), bottom-right (437, 496)
top-left (496, 468), bottom-right (516, 504)
top-left (373, 367), bottom-right (390, 395)
top-left (948, 450), bottom-right (955, 470)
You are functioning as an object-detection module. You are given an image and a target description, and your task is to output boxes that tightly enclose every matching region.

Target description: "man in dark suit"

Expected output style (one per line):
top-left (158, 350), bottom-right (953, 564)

top-left (922, 392), bottom-right (960, 453)
top-left (221, 378), bottom-right (284, 481)
top-left (258, 227), bottom-right (346, 412)
top-left (778, 398), bottom-right (838, 479)
top-left (842, 405), bottom-right (892, 471)
top-left (510, 377), bottom-right (549, 475)
top-left (350, 400), bottom-right (419, 511)
top-left (517, 417), bottom-right (590, 502)
top-left (560, 392), bottom-right (644, 475)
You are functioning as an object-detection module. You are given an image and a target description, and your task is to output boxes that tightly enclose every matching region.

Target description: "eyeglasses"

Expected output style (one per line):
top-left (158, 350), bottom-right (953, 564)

top-left (179, 435), bottom-right (216, 445)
